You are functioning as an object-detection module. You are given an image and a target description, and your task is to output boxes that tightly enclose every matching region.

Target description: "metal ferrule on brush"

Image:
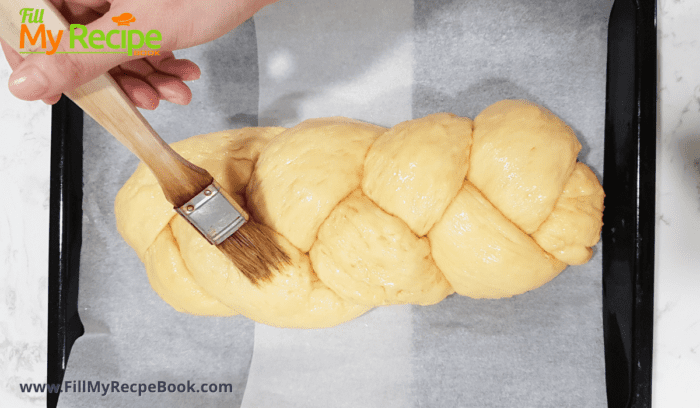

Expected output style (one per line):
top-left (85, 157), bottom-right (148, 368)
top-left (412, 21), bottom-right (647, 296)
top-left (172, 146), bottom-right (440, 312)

top-left (175, 181), bottom-right (247, 245)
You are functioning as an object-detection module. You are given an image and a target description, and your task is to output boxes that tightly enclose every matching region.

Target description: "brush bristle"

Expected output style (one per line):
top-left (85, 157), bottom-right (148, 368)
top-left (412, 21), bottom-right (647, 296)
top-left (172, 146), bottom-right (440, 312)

top-left (217, 221), bottom-right (291, 284)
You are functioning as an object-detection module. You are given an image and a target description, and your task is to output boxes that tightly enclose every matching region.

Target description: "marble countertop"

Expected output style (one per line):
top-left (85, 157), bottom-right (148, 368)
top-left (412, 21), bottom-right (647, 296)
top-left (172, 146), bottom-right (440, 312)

top-left (1, 0), bottom-right (698, 406)
top-left (654, 0), bottom-right (700, 404)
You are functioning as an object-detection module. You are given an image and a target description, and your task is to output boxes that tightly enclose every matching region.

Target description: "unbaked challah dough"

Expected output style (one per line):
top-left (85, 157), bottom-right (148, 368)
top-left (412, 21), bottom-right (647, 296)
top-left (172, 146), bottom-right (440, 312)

top-left (115, 100), bottom-right (605, 328)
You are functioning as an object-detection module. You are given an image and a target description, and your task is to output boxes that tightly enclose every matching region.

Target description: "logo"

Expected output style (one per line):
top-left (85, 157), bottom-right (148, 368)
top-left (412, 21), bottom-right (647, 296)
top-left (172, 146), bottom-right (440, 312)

top-left (18, 8), bottom-right (161, 56)
top-left (112, 13), bottom-right (136, 26)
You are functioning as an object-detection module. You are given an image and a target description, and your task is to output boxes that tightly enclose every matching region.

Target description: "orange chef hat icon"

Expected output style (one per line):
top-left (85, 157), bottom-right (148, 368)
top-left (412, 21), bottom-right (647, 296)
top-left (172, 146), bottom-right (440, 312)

top-left (112, 13), bottom-right (136, 26)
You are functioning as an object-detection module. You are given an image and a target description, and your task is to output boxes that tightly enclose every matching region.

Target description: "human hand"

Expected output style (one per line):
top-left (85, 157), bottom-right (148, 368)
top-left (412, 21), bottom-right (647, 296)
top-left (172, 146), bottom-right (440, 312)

top-left (1, 0), bottom-right (278, 109)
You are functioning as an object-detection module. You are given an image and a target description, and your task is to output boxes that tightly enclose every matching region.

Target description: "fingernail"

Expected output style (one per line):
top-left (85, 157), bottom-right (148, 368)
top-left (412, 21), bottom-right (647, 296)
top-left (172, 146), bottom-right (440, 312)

top-left (9, 66), bottom-right (49, 100)
top-left (133, 89), bottom-right (158, 110)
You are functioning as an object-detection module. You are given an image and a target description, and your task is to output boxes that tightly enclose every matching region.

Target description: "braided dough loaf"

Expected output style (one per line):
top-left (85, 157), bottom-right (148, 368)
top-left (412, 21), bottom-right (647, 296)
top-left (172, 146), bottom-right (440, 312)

top-left (115, 100), bottom-right (604, 328)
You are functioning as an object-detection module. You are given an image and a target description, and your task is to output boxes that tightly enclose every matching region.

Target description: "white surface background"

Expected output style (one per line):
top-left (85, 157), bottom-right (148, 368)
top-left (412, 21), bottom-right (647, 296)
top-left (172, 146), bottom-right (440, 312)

top-left (0, 0), bottom-right (698, 406)
top-left (0, 51), bottom-right (51, 408)
top-left (654, 0), bottom-right (700, 405)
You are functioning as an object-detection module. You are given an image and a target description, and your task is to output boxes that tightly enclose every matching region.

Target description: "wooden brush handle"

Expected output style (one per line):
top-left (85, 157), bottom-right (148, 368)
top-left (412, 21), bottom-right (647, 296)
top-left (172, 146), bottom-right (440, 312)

top-left (68, 75), bottom-right (214, 207)
top-left (0, 0), bottom-right (212, 207)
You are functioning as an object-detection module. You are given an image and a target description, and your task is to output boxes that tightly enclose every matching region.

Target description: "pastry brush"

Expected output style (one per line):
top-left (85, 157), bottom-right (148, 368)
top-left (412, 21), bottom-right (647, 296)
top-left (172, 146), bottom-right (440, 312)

top-left (0, 0), bottom-right (289, 283)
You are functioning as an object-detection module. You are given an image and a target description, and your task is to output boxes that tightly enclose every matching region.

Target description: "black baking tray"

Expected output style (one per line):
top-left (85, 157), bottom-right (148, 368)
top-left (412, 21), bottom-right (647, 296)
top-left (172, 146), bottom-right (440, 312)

top-left (47, 94), bottom-right (84, 408)
top-left (45, 0), bottom-right (656, 406)
top-left (601, 0), bottom-right (656, 407)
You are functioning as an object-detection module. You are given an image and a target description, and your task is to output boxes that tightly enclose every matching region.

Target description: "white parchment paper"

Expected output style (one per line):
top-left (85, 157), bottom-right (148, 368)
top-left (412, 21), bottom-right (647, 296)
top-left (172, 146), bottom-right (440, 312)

top-left (59, 0), bottom-right (612, 406)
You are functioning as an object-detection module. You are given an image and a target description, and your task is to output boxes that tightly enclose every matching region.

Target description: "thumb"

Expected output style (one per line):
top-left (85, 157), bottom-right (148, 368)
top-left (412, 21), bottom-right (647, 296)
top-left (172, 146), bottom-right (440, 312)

top-left (8, 11), bottom-right (154, 101)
